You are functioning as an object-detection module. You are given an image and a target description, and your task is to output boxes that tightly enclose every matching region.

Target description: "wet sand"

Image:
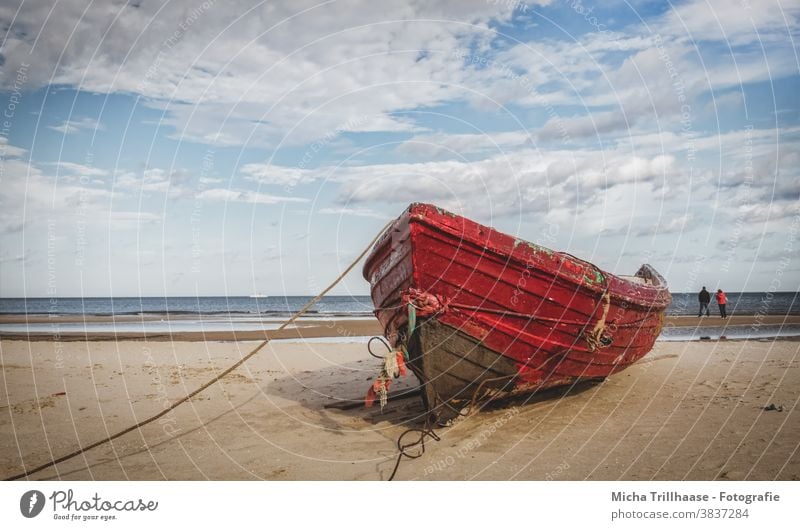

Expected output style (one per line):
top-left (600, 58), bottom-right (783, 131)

top-left (1, 315), bottom-right (797, 342)
top-left (0, 319), bottom-right (383, 342)
top-left (1, 332), bottom-right (798, 480)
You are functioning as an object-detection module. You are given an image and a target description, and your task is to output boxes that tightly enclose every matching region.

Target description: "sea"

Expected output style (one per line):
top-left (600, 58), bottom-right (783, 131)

top-left (0, 295), bottom-right (376, 318)
top-left (0, 292), bottom-right (798, 339)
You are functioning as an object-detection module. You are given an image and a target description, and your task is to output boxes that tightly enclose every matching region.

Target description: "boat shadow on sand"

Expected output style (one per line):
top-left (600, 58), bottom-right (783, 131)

top-left (262, 359), bottom-right (609, 435)
top-left (261, 360), bottom-right (611, 478)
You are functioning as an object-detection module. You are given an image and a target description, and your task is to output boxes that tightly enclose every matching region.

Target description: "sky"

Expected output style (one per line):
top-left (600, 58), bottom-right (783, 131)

top-left (0, 0), bottom-right (798, 297)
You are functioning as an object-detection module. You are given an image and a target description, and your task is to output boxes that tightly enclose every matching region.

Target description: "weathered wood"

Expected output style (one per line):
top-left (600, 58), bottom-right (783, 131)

top-left (402, 320), bottom-right (519, 421)
top-left (323, 388), bottom-right (421, 410)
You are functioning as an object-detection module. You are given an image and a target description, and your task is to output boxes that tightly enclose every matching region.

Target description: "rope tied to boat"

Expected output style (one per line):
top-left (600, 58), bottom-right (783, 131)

top-left (406, 303), bottom-right (416, 356)
top-left (402, 287), bottom-right (449, 317)
top-left (583, 290), bottom-right (613, 352)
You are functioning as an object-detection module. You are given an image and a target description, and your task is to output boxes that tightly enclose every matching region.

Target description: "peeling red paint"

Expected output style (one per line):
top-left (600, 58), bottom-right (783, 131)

top-left (363, 203), bottom-right (672, 395)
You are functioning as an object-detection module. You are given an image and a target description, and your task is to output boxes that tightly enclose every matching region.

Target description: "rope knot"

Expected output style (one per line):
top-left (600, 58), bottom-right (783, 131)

top-left (401, 288), bottom-right (449, 317)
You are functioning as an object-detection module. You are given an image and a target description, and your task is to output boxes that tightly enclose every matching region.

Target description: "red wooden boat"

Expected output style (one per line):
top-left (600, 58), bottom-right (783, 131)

top-left (363, 203), bottom-right (671, 421)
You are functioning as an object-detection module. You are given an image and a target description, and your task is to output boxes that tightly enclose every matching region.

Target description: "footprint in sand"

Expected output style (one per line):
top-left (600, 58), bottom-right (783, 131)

top-left (5, 395), bottom-right (58, 414)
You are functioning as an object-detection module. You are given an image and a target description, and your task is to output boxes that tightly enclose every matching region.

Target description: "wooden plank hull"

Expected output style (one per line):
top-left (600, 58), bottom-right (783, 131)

top-left (363, 203), bottom-right (672, 417)
top-left (407, 320), bottom-right (580, 419)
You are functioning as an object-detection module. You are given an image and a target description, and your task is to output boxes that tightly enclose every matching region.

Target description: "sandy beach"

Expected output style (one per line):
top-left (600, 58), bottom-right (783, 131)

top-left (1, 322), bottom-right (798, 481)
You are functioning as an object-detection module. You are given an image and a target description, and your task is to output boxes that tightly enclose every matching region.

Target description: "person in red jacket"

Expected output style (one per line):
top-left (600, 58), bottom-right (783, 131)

top-left (716, 289), bottom-right (727, 318)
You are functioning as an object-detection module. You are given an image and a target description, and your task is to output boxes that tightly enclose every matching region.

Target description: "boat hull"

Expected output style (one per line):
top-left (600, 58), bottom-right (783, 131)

top-left (363, 204), bottom-right (671, 417)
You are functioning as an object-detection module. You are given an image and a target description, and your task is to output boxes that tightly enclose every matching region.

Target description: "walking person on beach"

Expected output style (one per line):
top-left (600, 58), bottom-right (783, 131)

top-left (716, 289), bottom-right (728, 319)
top-left (698, 287), bottom-right (711, 317)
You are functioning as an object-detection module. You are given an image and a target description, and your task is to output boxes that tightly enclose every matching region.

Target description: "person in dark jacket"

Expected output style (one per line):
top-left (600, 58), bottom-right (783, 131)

top-left (716, 289), bottom-right (728, 318)
top-left (698, 287), bottom-right (711, 317)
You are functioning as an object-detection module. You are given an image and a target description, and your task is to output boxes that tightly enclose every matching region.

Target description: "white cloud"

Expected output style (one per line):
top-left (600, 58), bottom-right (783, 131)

top-left (395, 130), bottom-right (534, 157)
top-left (197, 188), bottom-right (308, 204)
top-left (0, 157), bottom-right (113, 237)
top-left (47, 117), bottom-right (104, 135)
top-left (48, 122), bottom-right (79, 134)
top-left (708, 91), bottom-right (744, 113)
top-left (325, 147), bottom-right (679, 222)
top-left (240, 164), bottom-right (316, 185)
top-left (635, 213), bottom-right (693, 236)
top-left (658, 0), bottom-right (799, 45)
top-left (0, 136), bottom-right (27, 158)
top-left (108, 210), bottom-right (163, 230)
top-left (54, 161), bottom-right (109, 178)
top-left (737, 200), bottom-right (800, 223)
top-left (317, 206), bottom-right (388, 219)
top-left (113, 168), bottom-right (200, 198)
top-left (0, 252), bottom-right (27, 263)
top-left (538, 110), bottom-right (631, 142)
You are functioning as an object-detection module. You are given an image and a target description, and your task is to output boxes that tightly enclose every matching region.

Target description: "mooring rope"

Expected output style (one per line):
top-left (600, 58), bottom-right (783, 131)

top-left (5, 220), bottom-right (393, 481)
top-left (387, 422), bottom-right (440, 481)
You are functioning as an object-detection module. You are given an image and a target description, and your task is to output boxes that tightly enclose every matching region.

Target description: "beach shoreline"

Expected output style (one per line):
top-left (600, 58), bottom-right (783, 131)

top-left (0, 319), bottom-right (382, 342)
top-left (1, 314), bottom-right (799, 342)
